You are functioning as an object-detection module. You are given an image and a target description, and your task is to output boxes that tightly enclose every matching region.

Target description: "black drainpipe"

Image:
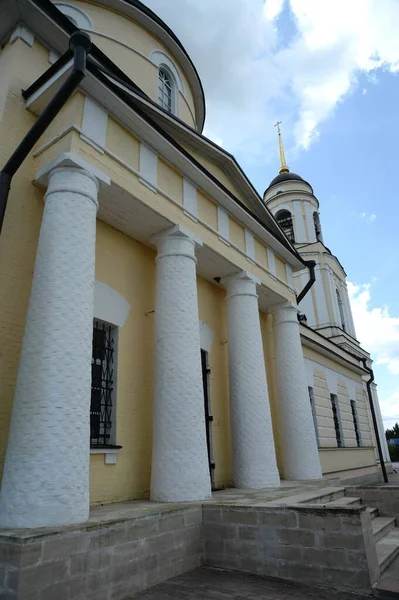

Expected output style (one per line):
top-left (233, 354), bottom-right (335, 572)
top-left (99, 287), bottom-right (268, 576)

top-left (361, 358), bottom-right (389, 483)
top-left (297, 260), bottom-right (316, 305)
top-left (0, 31), bottom-right (92, 236)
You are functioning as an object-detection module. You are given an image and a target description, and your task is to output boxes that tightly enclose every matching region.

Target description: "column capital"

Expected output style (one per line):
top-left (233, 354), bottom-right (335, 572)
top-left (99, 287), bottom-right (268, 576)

top-left (45, 167), bottom-right (100, 211)
top-left (272, 301), bottom-right (299, 325)
top-left (152, 225), bottom-right (202, 264)
top-left (35, 151), bottom-right (110, 190)
top-left (221, 271), bottom-right (260, 300)
top-left (152, 224), bottom-right (203, 247)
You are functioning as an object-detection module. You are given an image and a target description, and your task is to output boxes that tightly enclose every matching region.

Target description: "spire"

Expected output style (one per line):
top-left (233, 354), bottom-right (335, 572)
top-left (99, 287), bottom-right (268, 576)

top-left (274, 121), bottom-right (289, 174)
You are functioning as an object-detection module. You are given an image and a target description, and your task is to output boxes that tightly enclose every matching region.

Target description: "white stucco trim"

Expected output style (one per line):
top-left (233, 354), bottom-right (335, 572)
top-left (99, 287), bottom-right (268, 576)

top-left (94, 281), bottom-right (131, 328)
top-left (292, 200), bottom-right (306, 242)
top-left (199, 320), bottom-right (214, 353)
top-left (285, 263), bottom-right (294, 289)
top-left (81, 97), bottom-right (108, 153)
top-left (183, 178), bottom-right (198, 219)
top-left (90, 448), bottom-right (121, 464)
top-left (245, 229), bottom-right (255, 261)
top-left (54, 2), bottom-right (93, 29)
top-left (139, 143), bottom-right (158, 191)
top-left (217, 206), bottom-right (229, 242)
top-left (267, 248), bottom-right (276, 276)
top-left (10, 25), bottom-right (34, 46)
top-left (314, 265), bottom-right (329, 326)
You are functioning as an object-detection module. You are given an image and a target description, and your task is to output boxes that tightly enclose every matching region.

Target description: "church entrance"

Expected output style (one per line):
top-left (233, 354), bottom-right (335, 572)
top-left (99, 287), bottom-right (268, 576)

top-left (201, 349), bottom-right (215, 489)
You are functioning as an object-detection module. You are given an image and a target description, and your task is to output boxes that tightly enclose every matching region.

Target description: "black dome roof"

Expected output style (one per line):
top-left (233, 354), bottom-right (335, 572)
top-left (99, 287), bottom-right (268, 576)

top-left (269, 172), bottom-right (304, 187)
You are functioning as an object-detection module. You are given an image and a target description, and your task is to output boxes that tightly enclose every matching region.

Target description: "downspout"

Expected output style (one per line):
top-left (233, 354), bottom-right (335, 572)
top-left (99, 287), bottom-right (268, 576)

top-left (0, 31), bottom-right (92, 236)
top-left (297, 260), bottom-right (316, 305)
top-left (361, 358), bottom-right (389, 483)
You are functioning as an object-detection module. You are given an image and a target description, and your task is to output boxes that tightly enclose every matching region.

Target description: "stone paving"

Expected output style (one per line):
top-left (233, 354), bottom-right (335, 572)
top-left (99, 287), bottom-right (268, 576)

top-left (135, 568), bottom-right (370, 600)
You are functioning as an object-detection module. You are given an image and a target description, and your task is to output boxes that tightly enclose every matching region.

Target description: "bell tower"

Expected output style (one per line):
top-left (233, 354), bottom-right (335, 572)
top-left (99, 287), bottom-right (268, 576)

top-left (264, 123), bottom-right (359, 352)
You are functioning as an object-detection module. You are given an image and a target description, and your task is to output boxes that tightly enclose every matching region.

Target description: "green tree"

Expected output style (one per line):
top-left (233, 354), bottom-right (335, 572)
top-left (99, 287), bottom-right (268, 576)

top-left (386, 423), bottom-right (399, 440)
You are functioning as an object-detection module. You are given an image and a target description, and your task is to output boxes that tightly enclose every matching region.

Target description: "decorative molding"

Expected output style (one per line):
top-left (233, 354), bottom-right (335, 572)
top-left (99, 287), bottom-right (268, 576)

top-left (94, 281), bottom-right (131, 328)
top-left (217, 206), bottom-right (229, 241)
top-left (81, 97), bottom-right (108, 153)
top-left (35, 152), bottom-right (110, 189)
top-left (183, 178), bottom-right (197, 218)
top-left (245, 229), bottom-right (255, 260)
top-left (267, 248), bottom-right (276, 276)
top-left (54, 2), bottom-right (93, 29)
top-left (10, 25), bottom-right (34, 47)
top-left (139, 143), bottom-right (158, 192)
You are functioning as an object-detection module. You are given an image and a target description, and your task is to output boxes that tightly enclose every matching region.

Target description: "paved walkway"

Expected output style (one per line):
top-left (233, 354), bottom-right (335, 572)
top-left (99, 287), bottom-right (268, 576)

top-left (135, 568), bottom-right (370, 600)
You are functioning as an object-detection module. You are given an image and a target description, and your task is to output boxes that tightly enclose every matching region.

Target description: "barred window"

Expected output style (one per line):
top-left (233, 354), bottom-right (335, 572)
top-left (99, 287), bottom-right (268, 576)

top-left (330, 394), bottom-right (343, 448)
top-left (351, 400), bottom-right (362, 447)
top-left (158, 67), bottom-right (173, 113)
top-left (276, 209), bottom-right (295, 243)
top-left (91, 321), bottom-right (116, 447)
top-left (308, 386), bottom-right (320, 446)
top-left (336, 289), bottom-right (346, 331)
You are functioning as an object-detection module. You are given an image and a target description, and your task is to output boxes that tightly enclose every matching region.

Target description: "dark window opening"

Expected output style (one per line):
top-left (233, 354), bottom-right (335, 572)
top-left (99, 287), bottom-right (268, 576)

top-left (91, 321), bottom-right (115, 447)
top-left (330, 394), bottom-right (343, 448)
top-left (158, 67), bottom-right (173, 113)
top-left (336, 288), bottom-right (346, 331)
top-left (313, 211), bottom-right (322, 241)
top-left (276, 209), bottom-right (295, 243)
top-left (308, 386), bottom-right (320, 446)
top-left (201, 349), bottom-right (215, 488)
top-left (351, 400), bottom-right (361, 447)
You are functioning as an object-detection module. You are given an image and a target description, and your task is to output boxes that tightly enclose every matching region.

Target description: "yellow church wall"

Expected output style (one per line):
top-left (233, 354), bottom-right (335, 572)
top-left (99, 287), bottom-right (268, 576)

top-left (196, 277), bottom-right (232, 488)
top-left (158, 159), bottom-right (183, 204)
top-left (0, 39), bottom-right (54, 480)
top-left (275, 256), bottom-right (287, 284)
top-left (36, 92), bottom-right (85, 149)
top-left (197, 191), bottom-right (218, 229)
top-left (106, 117), bottom-right (140, 171)
top-left (319, 448), bottom-right (377, 475)
top-left (65, 0), bottom-right (196, 125)
top-left (90, 221), bottom-right (156, 504)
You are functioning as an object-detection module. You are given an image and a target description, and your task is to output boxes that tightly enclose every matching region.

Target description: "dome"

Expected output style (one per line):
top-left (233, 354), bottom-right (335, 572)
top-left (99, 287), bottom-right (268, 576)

top-left (268, 172), bottom-right (304, 187)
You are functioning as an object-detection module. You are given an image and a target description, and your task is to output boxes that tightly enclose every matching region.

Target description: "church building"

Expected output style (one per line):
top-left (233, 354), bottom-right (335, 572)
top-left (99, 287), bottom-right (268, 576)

top-left (0, 0), bottom-right (391, 534)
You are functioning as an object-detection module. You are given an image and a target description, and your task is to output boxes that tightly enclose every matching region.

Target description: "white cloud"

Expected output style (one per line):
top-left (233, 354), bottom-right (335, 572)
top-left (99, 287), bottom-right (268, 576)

top-left (348, 282), bottom-right (399, 375)
top-left (358, 212), bottom-right (377, 223)
top-left (348, 282), bottom-right (399, 428)
top-left (362, 88), bottom-right (368, 95)
top-left (142, 0), bottom-right (399, 160)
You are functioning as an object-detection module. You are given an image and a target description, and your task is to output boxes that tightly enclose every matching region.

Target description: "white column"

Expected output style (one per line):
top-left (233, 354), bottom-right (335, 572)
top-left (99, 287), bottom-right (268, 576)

top-left (222, 272), bottom-right (280, 488)
top-left (0, 167), bottom-right (99, 528)
top-left (273, 302), bottom-right (322, 480)
top-left (150, 225), bottom-right (211, 502)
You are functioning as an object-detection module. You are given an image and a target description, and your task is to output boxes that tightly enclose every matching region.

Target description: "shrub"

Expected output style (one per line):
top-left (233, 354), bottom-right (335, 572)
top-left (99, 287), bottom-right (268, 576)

top-left (388, 443), bottom-right (399, 462)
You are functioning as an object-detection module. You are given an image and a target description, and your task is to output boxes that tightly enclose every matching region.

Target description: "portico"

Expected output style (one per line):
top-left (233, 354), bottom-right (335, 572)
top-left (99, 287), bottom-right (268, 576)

top-left (0, 149), bottom-right (320, 528)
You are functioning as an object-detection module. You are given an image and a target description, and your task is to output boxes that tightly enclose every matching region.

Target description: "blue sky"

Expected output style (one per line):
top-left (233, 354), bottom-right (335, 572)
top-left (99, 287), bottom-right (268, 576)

top-left (143, 0), bottom-right (399, 429)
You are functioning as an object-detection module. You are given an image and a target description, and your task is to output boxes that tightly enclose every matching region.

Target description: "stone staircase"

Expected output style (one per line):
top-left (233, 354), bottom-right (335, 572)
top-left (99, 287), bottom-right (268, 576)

top-left (316, 489), bottom-right (399, 594)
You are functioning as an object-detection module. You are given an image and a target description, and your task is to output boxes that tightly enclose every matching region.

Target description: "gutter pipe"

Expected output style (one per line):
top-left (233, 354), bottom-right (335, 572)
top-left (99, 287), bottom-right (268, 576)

top-left (297, 260), bottom-right (316, 305)
top-left (361, 358), bottom-right (389, 483)
top-left (0, 31), bottom-right (92, 236)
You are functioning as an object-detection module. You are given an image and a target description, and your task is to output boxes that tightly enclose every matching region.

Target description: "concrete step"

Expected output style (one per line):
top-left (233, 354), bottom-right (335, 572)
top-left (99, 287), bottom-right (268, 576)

top-left (369, 507), bottom-right (379, 521)
top-left (373, 517), bottom-right (397, 543)
top-left (267, 486), bottom-right (346, 506)
top-left (376, 528), bottom-right (399, 573)
top-left (326, 496), bottom-right (361, 507)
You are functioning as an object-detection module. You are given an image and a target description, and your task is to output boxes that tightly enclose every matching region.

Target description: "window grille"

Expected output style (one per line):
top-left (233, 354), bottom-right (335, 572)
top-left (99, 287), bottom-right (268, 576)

top-left (276, 209), bottom-right (295, 243)
top-left (158, 68), bottom-right (173, 113)
top-left (91, 321), bottom-right (114, 447)
top-left (308, 386), bottom-right (320, 446)
top-left (313, 211), bottom-right (322, 241)
top-left (330, 394), bottom-right (343, 448)
top-left (351, 400), bottom-right (361, 447)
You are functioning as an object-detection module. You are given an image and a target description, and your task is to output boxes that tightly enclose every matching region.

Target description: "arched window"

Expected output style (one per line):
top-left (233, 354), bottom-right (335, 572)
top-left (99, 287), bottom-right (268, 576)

top-left (313, 211), bottom-right (322, 241)
top-left (336, 289), bottom-right (346, 331)
top-left (276, 209), bottom-right (295, 243)
top-left (158, 67), bottom-right (174, 113)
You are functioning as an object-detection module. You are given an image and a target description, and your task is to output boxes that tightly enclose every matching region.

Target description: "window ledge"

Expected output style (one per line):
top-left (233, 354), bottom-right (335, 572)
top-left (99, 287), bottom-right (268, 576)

top-left (90, 446), bottom-right (122, 464)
